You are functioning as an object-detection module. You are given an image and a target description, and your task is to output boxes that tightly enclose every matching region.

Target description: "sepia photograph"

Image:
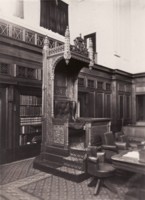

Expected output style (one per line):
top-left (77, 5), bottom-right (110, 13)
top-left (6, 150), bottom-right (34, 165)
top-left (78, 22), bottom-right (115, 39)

top-left (0, 0), bottom-right (145, 199)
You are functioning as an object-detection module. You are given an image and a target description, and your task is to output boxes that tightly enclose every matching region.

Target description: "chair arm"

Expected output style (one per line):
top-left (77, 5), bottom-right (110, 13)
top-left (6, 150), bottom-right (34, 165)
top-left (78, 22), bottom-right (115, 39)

top-left (101, 144), bottom-right (117, 152)
top-left (119, 135), bottom-right (128, 142)
top-left (115, 142), bottom-right (127, 150)
top-left (87, 156), bottom-right (99, 164)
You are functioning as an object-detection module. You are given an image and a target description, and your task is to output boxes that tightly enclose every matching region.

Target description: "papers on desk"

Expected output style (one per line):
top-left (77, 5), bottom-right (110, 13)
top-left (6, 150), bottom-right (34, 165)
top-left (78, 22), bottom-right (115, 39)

top-left (123, 151), bottom-right (139, 160)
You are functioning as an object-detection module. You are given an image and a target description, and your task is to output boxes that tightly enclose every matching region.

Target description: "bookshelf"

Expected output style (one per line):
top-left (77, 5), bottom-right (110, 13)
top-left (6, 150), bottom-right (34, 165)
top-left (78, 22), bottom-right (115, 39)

top-left (19, 95), bottom-right (42, 146)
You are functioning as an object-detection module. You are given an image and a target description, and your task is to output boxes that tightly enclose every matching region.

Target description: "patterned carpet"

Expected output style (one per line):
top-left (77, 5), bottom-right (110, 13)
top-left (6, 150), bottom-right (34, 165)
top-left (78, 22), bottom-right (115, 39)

top-left (0, 158), bottom-right (145, 200)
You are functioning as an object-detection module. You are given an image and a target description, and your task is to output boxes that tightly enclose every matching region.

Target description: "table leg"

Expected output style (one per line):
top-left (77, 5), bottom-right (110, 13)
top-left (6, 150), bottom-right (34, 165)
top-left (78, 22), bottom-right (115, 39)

top-left (103, 180), bottom-right (117, 193)
top-left (94, 179), bottom-right (101, 195)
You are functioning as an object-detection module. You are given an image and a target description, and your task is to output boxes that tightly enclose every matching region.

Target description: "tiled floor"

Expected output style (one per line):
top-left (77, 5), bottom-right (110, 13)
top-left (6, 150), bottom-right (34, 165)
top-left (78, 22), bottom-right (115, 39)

top-left (0, 158), bottom-right (145, 200)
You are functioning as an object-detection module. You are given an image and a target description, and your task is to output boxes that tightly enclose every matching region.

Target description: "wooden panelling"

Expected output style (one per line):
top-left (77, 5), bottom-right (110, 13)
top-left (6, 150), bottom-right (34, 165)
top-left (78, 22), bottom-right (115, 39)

top-left (0, 43), bottom-right (42, 64)
top-left (95, 93), bottom-right (103, 118)
top-left (0, 87), bottom-right (6, 150)
top-left (104, 94), bottom-right (111, 118)
top-left (88, 92), bottom-right (95, 117)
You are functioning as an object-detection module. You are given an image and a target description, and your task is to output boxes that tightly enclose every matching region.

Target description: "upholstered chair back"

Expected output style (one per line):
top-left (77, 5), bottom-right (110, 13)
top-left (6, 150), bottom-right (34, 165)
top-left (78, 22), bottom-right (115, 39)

top-left (104, 132), bottom-right (115, 145)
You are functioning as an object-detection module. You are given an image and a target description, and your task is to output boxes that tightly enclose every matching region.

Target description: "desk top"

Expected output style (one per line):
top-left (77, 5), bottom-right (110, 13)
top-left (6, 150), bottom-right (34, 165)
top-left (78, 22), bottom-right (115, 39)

top-left (112, 150), bottom-right (145, 174)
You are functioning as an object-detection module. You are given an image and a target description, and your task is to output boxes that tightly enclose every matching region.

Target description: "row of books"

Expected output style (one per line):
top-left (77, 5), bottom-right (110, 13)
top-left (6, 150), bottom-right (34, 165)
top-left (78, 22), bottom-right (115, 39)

top-left (20, 95), bottom-right (42, 106)
top-left (20, 117), bottom-right (41, 123)
top-left (20, 106), bottom-right (42, 117)
top-left (20, 125), bottom-right (42, 134)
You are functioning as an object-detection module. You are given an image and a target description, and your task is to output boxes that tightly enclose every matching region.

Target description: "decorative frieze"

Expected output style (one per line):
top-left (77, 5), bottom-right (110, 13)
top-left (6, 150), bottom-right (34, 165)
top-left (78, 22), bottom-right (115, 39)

top-left (25, 30), bottom-right (35, 44)
top-left (0, 22), bottom-right (9, 36)
top-left (12, 26), bottom-right (23, 40)
top-left (37, 35), bottom-right (44, 47)
top-left (0, 19), bottom-right (63, 48)
top-left (48, 45), bottom-right (65, 56)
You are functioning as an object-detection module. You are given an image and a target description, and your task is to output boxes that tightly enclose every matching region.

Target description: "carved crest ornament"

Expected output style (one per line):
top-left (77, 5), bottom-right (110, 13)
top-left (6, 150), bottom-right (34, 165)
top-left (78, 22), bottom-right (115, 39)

top-left (43, 27), bottom-right (94, 69)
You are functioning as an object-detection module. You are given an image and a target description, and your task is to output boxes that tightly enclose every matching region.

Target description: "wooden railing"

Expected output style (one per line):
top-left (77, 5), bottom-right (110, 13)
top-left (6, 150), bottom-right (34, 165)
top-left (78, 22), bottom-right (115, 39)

top-left (0, 19), bottom-right (63, 48)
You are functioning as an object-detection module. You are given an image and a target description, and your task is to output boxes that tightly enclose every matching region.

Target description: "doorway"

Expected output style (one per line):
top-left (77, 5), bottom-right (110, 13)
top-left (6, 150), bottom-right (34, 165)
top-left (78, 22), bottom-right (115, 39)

top-left (136, 95), bottom-right (145, 122)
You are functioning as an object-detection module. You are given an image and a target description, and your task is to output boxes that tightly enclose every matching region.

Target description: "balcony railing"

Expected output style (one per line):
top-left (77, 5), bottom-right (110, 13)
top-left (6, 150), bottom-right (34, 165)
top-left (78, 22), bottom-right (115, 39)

top-left (0, 19), bottom-right (63, 48)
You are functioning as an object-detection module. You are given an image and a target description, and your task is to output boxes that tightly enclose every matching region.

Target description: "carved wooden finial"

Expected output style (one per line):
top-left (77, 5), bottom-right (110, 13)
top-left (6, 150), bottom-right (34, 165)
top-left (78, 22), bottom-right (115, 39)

top-left (89, 38), bottom-right (94, 70)
top-left (65, 26), bottom-right (70, 37)
top-left (64, 26), bottom-right (71, 65)
top-left (43, 35), bottom-right (49, 50)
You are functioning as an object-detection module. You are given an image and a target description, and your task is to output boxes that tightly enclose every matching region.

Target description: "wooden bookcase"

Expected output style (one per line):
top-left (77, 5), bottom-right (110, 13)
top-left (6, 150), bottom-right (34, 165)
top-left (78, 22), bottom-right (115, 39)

top-left (19, 94), bottom-right (42, 146)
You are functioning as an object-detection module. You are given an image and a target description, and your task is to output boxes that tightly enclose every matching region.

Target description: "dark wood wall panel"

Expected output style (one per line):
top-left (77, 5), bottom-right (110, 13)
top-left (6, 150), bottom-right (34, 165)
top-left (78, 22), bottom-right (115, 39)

top-left (88, 92), bottom-right (95, 117)
top-left (0, 87), bottom-right (6, 149)
top-left (96, 93), bottom-right (103, 118)
top-left (104, 94), bottom-right (111, 118)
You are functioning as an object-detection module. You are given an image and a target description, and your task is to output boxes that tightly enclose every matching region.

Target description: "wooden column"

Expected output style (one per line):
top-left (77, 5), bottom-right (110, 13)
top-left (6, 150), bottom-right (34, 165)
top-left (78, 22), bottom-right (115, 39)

top-left (42, 37), bottom-right (54, 148)
top-left (131, 80), bottom-right (136, 124)
top-left (111, 76), bottom-right (118, 131)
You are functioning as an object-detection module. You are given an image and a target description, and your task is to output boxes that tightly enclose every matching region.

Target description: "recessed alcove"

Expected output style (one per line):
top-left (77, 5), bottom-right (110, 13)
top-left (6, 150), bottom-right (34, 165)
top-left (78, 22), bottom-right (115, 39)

top-left (69, 128), bottom-right (86, 149)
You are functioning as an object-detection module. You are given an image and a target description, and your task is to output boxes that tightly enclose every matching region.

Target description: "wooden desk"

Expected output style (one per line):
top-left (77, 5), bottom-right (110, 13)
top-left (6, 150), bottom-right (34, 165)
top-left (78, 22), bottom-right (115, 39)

top-left (112, 150), bottom-right (145, 175)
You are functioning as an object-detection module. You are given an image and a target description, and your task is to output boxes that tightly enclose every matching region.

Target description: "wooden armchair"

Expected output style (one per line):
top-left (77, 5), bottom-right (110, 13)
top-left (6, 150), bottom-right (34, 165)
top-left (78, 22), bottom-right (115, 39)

top-left (102, 131), bottom-right (127, 163)
top-left (86, 146), bottom-right (117, 195)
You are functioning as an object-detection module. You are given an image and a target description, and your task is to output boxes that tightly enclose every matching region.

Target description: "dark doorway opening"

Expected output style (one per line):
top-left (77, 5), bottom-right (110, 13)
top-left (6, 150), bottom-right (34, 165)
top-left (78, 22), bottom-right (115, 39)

top-left (136, 95), bottom-right (145, 121)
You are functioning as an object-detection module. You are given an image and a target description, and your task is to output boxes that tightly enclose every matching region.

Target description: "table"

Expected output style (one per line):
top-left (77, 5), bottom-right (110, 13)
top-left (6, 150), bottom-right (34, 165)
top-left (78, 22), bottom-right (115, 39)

top-left (111, 150), bottom-right (145, 175)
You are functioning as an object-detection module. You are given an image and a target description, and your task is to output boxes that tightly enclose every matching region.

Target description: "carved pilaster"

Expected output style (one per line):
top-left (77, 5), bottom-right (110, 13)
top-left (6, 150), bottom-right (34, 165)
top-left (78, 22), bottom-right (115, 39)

top-left (88, 38), bottom-right (94, 70)
top-left (131, 80), bottom-right (136, 124)
top-left (111, 77), bottom-right (117, 131)
top-left (108, 121), bottom-right (111, 132)
top-left (51, 73), bottom-right (55, 117)
top-left (85, 123), bottom-right (92, 147)
top-left (64, 121), bottom-right (69, 149)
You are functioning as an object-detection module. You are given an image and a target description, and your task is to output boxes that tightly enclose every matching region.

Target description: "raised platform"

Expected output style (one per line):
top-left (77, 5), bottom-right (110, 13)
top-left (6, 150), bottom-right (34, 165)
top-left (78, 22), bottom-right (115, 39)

top-left (33, 147), bottom-right (89, 182)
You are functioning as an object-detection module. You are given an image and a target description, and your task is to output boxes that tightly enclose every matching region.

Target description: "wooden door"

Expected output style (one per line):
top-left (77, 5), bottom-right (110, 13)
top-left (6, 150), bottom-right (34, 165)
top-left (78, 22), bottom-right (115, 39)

top-left (0, 87), bottom-right (6, 159)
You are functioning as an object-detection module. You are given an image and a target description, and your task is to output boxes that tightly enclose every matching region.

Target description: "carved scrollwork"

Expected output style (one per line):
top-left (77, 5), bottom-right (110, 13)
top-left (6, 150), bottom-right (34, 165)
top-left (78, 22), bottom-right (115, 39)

top-left (48, 45), bottom-right (65, 56)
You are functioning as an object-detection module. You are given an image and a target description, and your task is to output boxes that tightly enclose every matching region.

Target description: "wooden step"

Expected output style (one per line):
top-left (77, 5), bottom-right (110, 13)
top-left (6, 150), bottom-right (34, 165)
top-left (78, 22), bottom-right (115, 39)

top-left (70, 147), bottom-right (87, 158)
top-left (63, 155), bottom-right (85, 171)
top-left (33, 156), bottom-right (89, 182)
